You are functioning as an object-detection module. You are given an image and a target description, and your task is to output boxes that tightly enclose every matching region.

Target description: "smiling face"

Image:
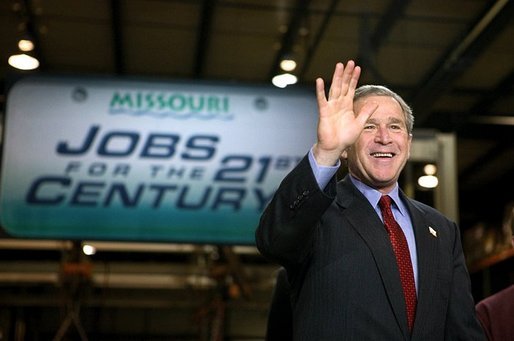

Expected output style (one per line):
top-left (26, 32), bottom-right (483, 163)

top-left (343, 95), bottom-right (412, 193)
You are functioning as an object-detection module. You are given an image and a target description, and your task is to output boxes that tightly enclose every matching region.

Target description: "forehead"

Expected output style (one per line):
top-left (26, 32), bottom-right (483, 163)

top-left (355, 95), bottom-right (405, 121)
top-left (355, 95), bottom-right (402, 110)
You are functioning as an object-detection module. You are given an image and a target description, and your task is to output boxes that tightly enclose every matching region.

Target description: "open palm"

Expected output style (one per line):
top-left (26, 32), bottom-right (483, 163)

top-left (313, 61), bottom-right (377, 166)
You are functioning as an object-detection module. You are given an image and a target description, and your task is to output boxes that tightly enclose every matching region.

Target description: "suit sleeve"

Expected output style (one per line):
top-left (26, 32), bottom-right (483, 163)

top-left (444, 221), bottom-right (486, 340)
top-left (255, 155), bottom-right (336, 270)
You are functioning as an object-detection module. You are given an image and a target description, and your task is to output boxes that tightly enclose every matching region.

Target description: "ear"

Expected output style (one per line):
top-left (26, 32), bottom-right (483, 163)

top-left (407, 134), bottom-right (413, 158)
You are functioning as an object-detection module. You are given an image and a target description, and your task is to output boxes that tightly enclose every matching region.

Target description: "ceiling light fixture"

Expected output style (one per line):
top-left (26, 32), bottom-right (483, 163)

top-left (280, 58), bottom-right (297, 72)
top-left (418, 163), bottom-right (438, 188)
top-left (418, 175), bottom-right (438, 189)
top-left (18, 39), bottom-right (34, 52)
top-left (8, 53), bottom-right (39, 70)
top-left (8, 35), bottom-right (39, 71)
top-left (423, 164), bottom-right (437, 176)
top-left (272, 73), bottom-right (298, 88)
top-left (82, 244), bottom-right (97, 256)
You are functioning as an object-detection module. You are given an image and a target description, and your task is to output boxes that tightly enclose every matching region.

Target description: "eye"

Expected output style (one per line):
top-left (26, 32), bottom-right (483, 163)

top-left (389, 124), bottom-right (402, 130)
top-left (364, 124), bottom-right (376, 130)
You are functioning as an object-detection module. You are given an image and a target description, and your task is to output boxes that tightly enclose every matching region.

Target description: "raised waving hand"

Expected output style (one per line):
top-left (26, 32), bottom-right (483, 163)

top-left (313, 61), bottom-right (378, 166)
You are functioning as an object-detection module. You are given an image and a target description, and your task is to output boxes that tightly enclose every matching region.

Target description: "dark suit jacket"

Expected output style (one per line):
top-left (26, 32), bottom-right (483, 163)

top-left (256, 156), bottom-right (485, 340)
top-left (266, 267), bottom-right (293, 341)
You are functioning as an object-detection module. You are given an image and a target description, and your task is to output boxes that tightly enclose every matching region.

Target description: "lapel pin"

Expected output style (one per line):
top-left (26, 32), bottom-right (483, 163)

top-left (429, 226), bottom-right (437, 238)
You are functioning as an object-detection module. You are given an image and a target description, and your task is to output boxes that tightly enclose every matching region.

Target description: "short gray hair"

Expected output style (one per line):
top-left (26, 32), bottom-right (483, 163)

top-left (354, 85), bottom-right (414, 134)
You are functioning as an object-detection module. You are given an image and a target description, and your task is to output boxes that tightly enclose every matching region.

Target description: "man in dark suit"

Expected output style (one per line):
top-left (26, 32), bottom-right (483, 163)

top-left (256, 61), bottom-right (485, 340)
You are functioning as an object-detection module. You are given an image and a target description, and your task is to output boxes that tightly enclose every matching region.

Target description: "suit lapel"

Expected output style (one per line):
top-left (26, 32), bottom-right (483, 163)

top-left (402, 196), bottom-right (439, 337)
top-left (336, 177), bottom-right (410, 340)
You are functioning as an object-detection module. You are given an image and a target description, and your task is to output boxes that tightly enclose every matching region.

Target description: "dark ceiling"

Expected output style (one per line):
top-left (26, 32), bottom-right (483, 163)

top-left (0, 0), bottom-right (513, 338)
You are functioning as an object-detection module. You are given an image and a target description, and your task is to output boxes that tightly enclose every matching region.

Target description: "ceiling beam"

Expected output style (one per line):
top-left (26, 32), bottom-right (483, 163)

top-left (458, 141), bottom-right (513, 184)
top-left (430, 70), bottom-right (514, 133)
top-left (299, 0), bottom-right (340, 78)
top-left (21, 0), bottom-right (45, 69)
top-left (468, 70), bottom-right (514, 117)
top-left (358, 0), bottom-right (412, 83)
top-left (429, 70), bottom-right (514, 185)
top-left (369, 0), bottom-right (411, 52)
top-left (110, 0), bottom-right (125, 75)
top-left (194, 0), bottom-right (217, 78)
top-left (268, 0), bottom-right (312, 79)
top-left (409, 0), bottom-right (514, 125)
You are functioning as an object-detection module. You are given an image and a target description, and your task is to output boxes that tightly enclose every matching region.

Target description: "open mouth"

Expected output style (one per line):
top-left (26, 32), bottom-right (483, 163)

top-left (370, 152), bottom-right (395, 158)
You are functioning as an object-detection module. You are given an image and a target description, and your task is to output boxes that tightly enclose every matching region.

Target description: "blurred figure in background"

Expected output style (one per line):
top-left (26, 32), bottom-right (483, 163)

top-left (475, 203), bottom-right (514, 341)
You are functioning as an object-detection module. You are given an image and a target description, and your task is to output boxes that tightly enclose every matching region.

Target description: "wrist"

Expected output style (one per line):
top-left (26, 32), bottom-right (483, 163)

top-left (312, 143), bottom-right (342, 166)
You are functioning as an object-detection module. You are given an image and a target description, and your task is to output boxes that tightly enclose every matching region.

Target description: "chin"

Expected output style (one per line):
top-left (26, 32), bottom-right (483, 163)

top-left (369, 177), bottom-right (396, 189)
top-left (370, 173), bottom-right (396, 183)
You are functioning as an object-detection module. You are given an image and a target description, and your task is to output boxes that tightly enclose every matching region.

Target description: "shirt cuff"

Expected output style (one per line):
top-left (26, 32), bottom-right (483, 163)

top-left (308, 148), bottom-right (340, 190)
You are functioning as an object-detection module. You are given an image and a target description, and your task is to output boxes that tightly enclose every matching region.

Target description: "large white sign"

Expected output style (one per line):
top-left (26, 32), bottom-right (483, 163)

top-left (0, 76), bottom-right (317, 244)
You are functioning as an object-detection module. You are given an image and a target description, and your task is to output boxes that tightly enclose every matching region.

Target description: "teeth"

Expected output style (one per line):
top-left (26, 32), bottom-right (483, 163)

top-left (371, 152), bottom-right (393, 158)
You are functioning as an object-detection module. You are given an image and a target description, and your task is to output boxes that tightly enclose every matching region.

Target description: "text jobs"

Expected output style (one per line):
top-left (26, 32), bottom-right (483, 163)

top-left (25, 125), bottom-right (302, 210)
top-left (55, 124), bottom-right (301, 184)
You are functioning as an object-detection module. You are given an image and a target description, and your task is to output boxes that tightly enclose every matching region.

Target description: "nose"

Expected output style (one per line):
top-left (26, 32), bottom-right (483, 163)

top-left (374, 125), bottom-right (392, 144)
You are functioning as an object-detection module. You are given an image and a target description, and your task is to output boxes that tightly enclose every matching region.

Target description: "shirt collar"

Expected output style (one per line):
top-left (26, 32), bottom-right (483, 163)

top-left (349, 175), bottom-right (408, 217)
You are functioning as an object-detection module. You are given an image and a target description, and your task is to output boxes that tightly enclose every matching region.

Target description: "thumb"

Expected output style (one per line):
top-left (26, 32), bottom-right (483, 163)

top-left (355, 101), bottom-right (378, 127)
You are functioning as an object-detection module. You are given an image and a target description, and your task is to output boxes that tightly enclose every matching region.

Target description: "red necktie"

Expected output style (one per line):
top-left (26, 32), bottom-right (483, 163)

top-left (379, 195), bottom-right (417, 332)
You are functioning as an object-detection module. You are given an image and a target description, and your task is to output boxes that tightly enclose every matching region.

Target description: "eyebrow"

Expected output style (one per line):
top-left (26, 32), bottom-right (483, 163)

top-left (366, 117), bottom-right (405, 125)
